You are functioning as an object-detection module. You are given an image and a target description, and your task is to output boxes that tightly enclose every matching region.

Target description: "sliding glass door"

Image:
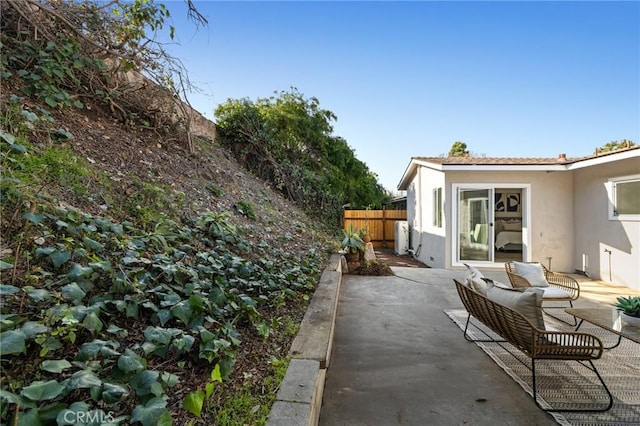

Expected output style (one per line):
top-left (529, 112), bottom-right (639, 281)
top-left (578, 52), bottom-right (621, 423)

top-left (458, 188), bottom-right (493, 262)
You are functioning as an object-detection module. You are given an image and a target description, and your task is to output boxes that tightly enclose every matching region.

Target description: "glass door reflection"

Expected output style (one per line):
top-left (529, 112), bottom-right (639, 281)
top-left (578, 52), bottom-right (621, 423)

top-left (458, 188), bottom-right (492, 262)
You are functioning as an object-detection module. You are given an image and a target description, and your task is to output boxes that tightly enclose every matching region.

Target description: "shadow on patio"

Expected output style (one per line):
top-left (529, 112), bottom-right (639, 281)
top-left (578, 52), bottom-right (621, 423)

top-left (318, 267), bottom-right (640, 426)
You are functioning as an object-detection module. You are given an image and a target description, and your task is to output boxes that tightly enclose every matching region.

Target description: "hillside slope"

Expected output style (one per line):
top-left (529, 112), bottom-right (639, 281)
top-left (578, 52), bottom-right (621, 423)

top-left (0, 77), bottom-right (337, 424)
top-left (48, 97), bottom-right (335, 253)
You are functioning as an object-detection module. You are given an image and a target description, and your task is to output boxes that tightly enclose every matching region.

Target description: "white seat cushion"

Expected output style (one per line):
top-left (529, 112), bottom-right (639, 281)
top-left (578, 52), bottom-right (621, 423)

top-left (481, 277), bottom-right (513, 289)
top-left (541, 286), bottom-right (571, 299)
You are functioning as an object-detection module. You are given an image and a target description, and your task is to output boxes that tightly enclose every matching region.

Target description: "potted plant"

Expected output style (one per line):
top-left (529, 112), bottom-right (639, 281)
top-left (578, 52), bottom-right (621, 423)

top-left (359, 226), bottom-right (372, 244)
top-left (341, 224), bottom-right (365, 262)
top-left (615, 295), bottom-right (640, 326)
top-left (362, 207), bottom-right (372, 244)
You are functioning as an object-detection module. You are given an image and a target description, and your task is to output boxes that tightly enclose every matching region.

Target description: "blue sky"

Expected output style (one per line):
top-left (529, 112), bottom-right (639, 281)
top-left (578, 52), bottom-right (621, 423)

top-left (160, 1), bottom-right (639, 192)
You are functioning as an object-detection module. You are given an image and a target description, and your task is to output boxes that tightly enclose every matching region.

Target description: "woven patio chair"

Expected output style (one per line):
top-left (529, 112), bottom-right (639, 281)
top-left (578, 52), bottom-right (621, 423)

top-left (505, 261), bottom-right (580, 325)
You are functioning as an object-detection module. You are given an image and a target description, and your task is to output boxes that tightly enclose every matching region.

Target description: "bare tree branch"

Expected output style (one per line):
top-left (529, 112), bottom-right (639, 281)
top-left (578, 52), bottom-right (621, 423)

top-left (186, 0), bottom-right (208, 26)
top-left (2, 0), bottom-right (209, 154)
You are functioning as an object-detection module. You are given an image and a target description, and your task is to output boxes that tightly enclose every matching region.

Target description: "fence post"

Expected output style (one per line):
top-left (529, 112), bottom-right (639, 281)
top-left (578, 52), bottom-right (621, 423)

top-left (382, 205), bottom-right (387, 248)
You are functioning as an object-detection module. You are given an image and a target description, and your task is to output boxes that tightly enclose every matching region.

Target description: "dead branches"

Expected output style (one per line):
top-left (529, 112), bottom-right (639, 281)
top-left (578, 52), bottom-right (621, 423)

top-left (1, 0), bottom-right (205, 154)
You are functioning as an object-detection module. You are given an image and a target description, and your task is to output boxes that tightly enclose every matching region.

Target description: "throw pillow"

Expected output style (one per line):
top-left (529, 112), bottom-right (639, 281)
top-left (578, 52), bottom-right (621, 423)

top-left (486, 282), bottom-right (545, 330)
top-left (463, 263), bottom-right (484, 278)
top-left (465, 272), bottom-right (488, 295)
top-left (512, 261), bottom-right (549, 287)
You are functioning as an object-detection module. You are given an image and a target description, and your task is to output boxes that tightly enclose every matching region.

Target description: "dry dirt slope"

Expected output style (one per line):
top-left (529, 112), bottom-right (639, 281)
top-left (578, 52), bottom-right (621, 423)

top-left (50, 96), bottom-right (336, 254)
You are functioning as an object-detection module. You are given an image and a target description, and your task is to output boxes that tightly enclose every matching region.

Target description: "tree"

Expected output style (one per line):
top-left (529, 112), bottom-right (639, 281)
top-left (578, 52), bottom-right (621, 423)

top-left (597, 139), bottom-right (635, 153)
top-left (214, 89), bottom-right (390, 226)
top-left (1, 0), bottom-right (207, 152)
top-left (449, 141), bottom-right (469, 157)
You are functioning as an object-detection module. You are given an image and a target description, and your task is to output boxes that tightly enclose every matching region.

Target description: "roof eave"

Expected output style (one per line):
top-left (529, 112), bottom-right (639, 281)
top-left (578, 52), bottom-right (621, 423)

top-left (441, 164), bottom-right (569, 171)
top-left (397, 147), bottom-right (640, 189)
top-left (567, 148), bottom-right (640, 170)
top-left (397, 158), bottom-right (446, 190)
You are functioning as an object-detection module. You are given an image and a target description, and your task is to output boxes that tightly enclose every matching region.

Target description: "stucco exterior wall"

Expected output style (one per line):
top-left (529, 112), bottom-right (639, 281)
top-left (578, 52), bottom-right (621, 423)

top-left (573, 157), bottom-right (640, 290)
top-left (442, 170), bottom-right (575, 271)
top-left (410, 167), bottom-right (446, 268)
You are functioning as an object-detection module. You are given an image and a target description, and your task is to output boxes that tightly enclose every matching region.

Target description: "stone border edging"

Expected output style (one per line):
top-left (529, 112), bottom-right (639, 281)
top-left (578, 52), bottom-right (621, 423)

top-left (266, 254), bottom-right (344, 426)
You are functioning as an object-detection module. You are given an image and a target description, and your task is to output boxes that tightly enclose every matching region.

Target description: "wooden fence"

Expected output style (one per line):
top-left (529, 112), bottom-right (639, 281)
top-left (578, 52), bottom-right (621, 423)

top-left (343, 208), bottom-right (407, 249)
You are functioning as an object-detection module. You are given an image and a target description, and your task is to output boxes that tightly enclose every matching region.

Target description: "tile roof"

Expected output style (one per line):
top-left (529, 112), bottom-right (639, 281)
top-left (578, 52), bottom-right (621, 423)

top-left (413, 156), bottom-right (567, 165)
top-left (413, 145), bottom-right (639, 166)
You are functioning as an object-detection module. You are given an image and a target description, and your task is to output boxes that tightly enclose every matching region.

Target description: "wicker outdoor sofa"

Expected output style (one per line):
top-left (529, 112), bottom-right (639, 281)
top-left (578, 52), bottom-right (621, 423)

top-left (453, 278), bottom-right (613, 412)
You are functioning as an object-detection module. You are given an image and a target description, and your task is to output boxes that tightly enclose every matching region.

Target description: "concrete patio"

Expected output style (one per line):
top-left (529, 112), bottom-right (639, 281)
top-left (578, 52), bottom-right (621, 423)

top-left (318, 266), bottom-right (639, 425)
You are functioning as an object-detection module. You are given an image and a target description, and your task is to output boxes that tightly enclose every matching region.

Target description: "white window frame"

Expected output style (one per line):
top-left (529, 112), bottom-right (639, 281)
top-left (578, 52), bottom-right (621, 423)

top-left (433, 187), bottom-right (443, 228)
top-left (607, 174), bottom-right (640, 221)
top-left (451, 183), bottom-right (530, 267)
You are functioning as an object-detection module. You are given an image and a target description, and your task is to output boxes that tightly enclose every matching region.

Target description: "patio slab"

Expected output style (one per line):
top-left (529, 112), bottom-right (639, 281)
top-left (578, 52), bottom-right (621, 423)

top-left (318, 266), bottom-right (637, 425)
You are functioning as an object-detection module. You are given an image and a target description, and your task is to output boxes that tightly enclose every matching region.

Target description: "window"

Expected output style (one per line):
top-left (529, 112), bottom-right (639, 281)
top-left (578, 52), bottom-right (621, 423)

top-left (608, 175), bottom-right (640, 221)
top-left (433, 187), bottom-right (443, 227)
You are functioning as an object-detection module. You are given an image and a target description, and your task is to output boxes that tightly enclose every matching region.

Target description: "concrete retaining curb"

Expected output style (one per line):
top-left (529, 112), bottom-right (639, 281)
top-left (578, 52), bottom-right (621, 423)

top-left (266, 254), bottom-right (343, 426)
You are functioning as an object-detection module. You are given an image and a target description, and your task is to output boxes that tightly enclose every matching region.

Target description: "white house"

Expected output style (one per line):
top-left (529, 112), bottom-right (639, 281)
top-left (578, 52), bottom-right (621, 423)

top-left (397, 146), bottom-right (640, 291)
